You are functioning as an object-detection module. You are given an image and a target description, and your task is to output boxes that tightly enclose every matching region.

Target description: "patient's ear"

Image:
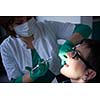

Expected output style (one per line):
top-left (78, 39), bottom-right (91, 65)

top-left (82, 69), bottom-right (96, 82)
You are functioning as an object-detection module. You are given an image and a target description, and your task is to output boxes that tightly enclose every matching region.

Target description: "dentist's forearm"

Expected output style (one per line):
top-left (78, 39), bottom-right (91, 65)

top-left (69, 32), bottom-right (84, 45)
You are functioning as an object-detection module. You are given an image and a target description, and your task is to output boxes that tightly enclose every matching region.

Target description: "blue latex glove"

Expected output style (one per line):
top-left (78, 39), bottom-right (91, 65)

top-left (26, 59), bottom-right (49, 81)
top-left (58, 40), bottom-right (74, 66)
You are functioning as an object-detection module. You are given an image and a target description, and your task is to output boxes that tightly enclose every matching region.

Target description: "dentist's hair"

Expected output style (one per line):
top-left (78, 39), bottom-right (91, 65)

top-left (4, 16), bottom-right (36, 37)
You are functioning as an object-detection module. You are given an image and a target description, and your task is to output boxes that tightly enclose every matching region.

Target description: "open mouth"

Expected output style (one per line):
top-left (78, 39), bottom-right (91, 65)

top-left (64, 63), bottom-right (69, 67)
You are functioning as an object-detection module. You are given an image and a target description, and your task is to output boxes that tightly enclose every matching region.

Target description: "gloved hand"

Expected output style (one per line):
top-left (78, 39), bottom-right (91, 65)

top-left (73, 24), bottom-right (92, 39)
top-left (26, 59), bottom-right (49, 81)
top-left (58, 40), bottom-right (74, 66)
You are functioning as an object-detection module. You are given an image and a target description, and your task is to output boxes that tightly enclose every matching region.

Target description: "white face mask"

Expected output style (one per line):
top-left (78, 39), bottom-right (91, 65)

top-left (14, 18), bottom-right (35, 37)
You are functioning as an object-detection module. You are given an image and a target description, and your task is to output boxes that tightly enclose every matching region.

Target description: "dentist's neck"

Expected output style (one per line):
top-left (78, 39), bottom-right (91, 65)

top-left (20, 35), bottom-right (34, 49)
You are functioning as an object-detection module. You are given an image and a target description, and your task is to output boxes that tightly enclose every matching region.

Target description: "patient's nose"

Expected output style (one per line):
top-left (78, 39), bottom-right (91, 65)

top-left (66, 52), bottom-right (73, 58)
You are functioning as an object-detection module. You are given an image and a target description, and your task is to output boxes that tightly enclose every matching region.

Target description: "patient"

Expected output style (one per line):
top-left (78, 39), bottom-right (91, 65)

top-left (59, 39), bottom-right (100, 83)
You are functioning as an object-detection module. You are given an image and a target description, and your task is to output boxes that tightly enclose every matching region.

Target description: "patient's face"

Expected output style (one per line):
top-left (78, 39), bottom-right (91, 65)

top-left (60, 43), bottom-right (91, 80)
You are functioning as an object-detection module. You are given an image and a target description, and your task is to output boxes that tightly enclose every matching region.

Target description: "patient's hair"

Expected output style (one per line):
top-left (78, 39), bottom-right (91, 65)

top-left (79, 39), bottom-right (100, 82)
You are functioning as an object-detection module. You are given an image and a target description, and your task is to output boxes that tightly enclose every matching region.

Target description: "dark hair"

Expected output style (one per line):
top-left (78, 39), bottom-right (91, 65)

top-left (3, 16), bottom-right (37, 37)
top-left (80, 39), bottom-right (100, 82)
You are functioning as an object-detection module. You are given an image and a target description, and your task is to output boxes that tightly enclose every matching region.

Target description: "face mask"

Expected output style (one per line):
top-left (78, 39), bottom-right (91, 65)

top-left (14, 18), bottom-right (35, 37)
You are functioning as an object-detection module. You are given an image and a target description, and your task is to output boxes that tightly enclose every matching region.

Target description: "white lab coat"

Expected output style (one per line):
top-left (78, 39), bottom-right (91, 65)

top-left (0, 20), bottom-right (75, 80)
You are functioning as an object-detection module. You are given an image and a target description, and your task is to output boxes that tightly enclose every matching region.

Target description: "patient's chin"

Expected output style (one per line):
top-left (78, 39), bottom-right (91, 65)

top-left (60, 67), bottom-right (66, 76)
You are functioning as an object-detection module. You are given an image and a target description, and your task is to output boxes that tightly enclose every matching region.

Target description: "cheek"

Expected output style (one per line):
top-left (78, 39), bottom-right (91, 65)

top-left (60, 60), bottom-right (86, 78)
top-left (74, 61), bottom-right (86, 73)
top-left (60, 65), bottom-right (78, 79)
top-left (67, 58), bottom-right (86, 71)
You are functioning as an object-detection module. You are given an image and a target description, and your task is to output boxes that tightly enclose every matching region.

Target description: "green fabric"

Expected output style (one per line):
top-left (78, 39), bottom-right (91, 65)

top-left (33, 70), bottom-right (55, 83)
top-left (15, 77), bottom-right (23, 83)
top-left (58, 40), bottom-right (74, 66)
top-left (73, 24), bottom-right (92, 38)
top-left (31, 49), bottom-right (41, 67)
top-left (26, 59), bottom-right (49, 82)
top-left (10, 76), bottom-right (23, 83)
